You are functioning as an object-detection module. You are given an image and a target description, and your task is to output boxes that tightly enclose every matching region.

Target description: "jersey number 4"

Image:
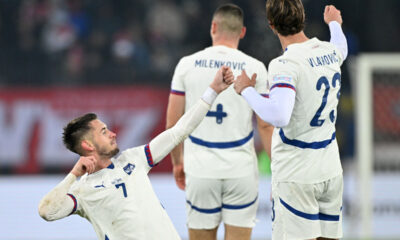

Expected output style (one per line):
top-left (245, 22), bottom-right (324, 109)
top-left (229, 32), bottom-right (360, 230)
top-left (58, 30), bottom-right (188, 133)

top-left (310, 73), bottom-right (341, 127)
top-left (115, 183), bottom-right (128, 198)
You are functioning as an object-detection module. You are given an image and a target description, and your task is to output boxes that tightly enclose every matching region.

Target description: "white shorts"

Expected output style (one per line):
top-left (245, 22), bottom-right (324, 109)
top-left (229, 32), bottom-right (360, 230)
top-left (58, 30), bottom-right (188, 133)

top-left (271, 175), bottom-right (343, 240)
top-left (185, 173), bottom-right (258, 229)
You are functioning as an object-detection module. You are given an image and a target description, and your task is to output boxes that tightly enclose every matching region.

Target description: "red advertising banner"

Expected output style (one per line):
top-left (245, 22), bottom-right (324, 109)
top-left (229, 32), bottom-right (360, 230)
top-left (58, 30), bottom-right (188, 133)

top-left (0, 86), bottom-right (172, 174)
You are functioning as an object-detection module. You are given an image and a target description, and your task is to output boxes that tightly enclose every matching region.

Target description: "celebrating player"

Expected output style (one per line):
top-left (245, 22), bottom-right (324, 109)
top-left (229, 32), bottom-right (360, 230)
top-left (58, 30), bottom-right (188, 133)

top-left (234, 2), bottom-right (347, 240)
top-left (166, 4), bottom-right (273, 240)
top-left (38, 66), bottom-right (234, 240)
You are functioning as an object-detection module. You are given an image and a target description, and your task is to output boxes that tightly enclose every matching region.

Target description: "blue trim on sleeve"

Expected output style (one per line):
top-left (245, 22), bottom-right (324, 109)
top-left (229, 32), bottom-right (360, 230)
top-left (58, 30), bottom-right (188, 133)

top-left (188, 131), bottom-right (253, 149)
top-left (144, 144), bottom-right (154, 167)
top-left (170, 89), bottom-right (185, 96)
top-left (67, 193), bottom-right (77, 215)
top-left (261, 93), bottom-right (269, 98)
top-left (279, 129), bottom-right (336, 149)
top-left (280, 198), bottom-right (340, 221)
top-left (270, 83), bottom-right (296, 92)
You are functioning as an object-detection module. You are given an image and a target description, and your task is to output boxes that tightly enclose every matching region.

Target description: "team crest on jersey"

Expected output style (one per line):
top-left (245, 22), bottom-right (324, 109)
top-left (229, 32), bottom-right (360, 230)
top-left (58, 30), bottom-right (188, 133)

top-left (123, 163), bottom-right (135, 175)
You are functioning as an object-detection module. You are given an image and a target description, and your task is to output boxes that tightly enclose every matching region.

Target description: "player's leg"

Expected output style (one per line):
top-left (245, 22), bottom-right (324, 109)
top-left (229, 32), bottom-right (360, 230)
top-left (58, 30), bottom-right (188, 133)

top-left (271, 181), bottom-right (321, 240)
top-left (189, 228), bottom-right (218, 240)
top-left (318, 174), bottom-right (343, 240)
top-left (224, 224), bottom-right (252, 240)
top-left (221, 174), bottom-right (258, 240)
top-left (185, 174), bottom-right (222, 240)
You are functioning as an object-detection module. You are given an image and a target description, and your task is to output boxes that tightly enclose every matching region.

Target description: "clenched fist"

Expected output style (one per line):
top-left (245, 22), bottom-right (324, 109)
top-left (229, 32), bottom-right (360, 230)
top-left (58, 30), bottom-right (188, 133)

top-left (324, 5), bottom-right (343, 25)
top-left (210, 66), bottom-right (234, 93)
top-left (71, 156), bottom-right (98, 177)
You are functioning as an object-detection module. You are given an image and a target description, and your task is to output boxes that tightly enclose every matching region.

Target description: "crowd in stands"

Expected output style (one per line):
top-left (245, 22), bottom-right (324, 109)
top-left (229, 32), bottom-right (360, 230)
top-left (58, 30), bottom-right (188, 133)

top-left (0, 0), bottom-right (323, 86)
top-left (1, 0), bottom-right (399, 87)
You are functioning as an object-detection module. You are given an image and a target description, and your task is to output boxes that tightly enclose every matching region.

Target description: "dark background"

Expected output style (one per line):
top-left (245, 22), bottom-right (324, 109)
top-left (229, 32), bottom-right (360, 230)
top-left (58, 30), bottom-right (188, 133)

top-left (0, 0), bottom-right (399, 172)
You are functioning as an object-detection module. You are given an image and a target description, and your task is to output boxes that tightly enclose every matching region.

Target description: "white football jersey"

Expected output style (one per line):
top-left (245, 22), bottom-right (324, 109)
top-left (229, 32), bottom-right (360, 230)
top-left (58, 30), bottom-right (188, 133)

top-left (171, 45), bottom-right (268, 178)
top-left (68, 145), bottom-right (180, 240)
top-left (269, 38), bottom-right (344, 184)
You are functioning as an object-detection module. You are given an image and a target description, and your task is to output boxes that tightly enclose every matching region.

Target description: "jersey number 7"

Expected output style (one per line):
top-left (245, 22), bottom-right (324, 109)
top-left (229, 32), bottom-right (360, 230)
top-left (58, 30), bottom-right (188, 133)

top-left (115, 183), bottom-right (128, 198)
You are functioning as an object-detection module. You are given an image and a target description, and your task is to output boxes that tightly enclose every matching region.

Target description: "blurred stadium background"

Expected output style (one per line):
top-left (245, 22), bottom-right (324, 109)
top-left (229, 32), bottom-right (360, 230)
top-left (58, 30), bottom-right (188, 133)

top-left (0, 0), bottom-right (399, 239)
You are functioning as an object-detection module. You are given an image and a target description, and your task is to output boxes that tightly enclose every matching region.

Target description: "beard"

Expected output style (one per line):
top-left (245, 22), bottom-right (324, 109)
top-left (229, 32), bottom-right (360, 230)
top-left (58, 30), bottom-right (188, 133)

top-left (96, 145), bottom-right (120, 158)
top-left (104, 147), bottom-right (120, 158)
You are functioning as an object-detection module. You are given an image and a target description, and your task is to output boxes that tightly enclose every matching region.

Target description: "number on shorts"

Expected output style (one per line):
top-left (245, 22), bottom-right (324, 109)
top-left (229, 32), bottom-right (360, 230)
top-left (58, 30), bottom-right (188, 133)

top-left (271, 199), bottom-right (275, 221)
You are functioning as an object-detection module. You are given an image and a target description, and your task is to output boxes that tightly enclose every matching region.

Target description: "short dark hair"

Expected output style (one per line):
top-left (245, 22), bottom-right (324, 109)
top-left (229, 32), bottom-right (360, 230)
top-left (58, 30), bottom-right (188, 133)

top-left (213, 3), bottom-right (244, 35)
top-left (63, 113), bottom-right (97, 155)
top-left (266, 0), bottom-right (305, 36)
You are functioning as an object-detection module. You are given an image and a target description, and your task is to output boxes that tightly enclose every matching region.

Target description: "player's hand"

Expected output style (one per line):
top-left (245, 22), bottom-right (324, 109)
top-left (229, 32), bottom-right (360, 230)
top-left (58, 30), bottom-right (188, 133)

top-left (324, 5), bottom-right (343, 25)
top-left (234, 70), bottom-right (256, 94)
top-left (173, 164), bottom-right (185, 190)
top-left (70, 156), bottom-right (97, 177)
top-left (210, 66), bottom-right (234, 94)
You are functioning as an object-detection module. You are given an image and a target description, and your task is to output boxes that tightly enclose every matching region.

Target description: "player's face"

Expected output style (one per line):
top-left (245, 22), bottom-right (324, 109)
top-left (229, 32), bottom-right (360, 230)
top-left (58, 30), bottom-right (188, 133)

top-left (89, 119), bottom-right (119, 158)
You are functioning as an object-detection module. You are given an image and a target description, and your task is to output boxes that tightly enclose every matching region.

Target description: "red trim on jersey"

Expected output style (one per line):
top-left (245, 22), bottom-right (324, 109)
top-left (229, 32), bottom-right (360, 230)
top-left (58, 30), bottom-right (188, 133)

top-left (170, 90), bottom-right (185, 96)
top-left (144, 144), bottom-right (154, 167)
top-left (261, 93), bottom-right (269, 98)
top-left (67, 193), bottom-right (77, 215)
top-left (270, 83), bottom-right (296, 92)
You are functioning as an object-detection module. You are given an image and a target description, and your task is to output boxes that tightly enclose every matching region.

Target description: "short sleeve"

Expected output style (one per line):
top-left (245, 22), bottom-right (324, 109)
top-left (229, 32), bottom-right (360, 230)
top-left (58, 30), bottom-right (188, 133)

top-left (267, 58), bottom-right (298, 93)
top-left (119, 145), bottom-right (153, 174)
top-left (170, 57), bottom-right (188, 96)
top-left (253, 61), bottom-right (269, 97)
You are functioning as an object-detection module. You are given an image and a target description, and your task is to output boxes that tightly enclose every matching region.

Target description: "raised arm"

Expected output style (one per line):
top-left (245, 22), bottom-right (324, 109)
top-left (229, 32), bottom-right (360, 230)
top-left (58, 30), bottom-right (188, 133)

top-left (38, 156), bottom-right (96, 221)
top-left (149, 66), bottom-right (234, 165)
top-left (324, 5), bottom-right (348, 60)
top-left (38, 174), bottom-right (76, 221)
top-left (234, 70), bottom-right (295, 128)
